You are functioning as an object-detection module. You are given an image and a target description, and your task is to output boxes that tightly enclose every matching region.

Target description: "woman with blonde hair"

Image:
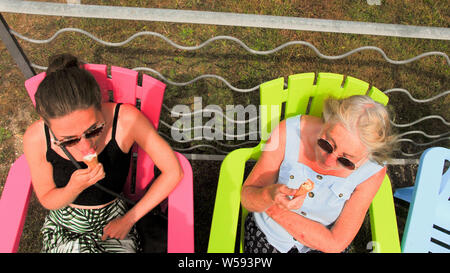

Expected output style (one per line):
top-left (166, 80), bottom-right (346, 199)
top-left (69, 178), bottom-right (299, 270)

top-left (241, 95), bottom-right (397, 253)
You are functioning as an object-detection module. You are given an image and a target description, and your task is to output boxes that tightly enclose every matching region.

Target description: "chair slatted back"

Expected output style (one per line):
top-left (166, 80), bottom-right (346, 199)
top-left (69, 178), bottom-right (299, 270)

top-left (259, 72), bottom-right (388, 142)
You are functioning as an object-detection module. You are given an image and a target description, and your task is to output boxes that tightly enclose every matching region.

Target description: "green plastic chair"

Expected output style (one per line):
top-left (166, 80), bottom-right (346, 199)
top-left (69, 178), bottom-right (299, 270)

top-left (207, 72), bottom-right (401, 253)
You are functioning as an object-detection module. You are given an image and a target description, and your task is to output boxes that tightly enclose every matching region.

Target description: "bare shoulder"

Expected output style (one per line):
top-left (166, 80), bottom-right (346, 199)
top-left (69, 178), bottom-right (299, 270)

top-left (301, 115), bottom-right (323, 129)
top-left (23, 120), bottom-right (47, 160)
top-left (105, 102), bottom-right (145, 131)
top-left (24, 120), bottom-right (46, 148)
top-left (259, 119), bottom-right (287, 169)
top-left (117, 102), bottom-right (140, 115)
top-left (113, 103), bottom-right (157, 151)
top-left (263, 119), bottom-right (286, 152)
top-left (275, 119), bottom-right (287, 139)
top-left (116, 103), bottom-right (144, 125)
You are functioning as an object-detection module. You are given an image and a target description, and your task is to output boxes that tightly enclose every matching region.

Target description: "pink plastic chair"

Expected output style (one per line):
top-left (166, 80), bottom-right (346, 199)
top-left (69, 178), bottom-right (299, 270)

top-left (0, 65), bottom-right (194, 253)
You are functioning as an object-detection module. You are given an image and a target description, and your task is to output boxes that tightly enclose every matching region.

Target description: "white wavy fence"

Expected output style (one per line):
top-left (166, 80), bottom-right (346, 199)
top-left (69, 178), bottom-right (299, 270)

top-left (11, 27), bottom-right (449, 160)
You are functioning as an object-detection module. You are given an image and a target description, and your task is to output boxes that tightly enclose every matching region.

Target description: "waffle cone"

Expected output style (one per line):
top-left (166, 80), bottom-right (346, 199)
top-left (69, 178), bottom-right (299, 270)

top-left (83, 154), bottom-right (98, 169)
top-left (294, 179), bottom-right (314, 197)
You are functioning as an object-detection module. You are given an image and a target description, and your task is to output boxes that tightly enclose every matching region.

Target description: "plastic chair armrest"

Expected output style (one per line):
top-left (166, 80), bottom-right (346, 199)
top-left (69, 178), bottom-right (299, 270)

top-left (207, 147), bottom-right (257, 253)
top-left (0, 155), bottom-right (33, 253)
top-left (369, 174), bottom-right (401, 253)
top-left (167, 152), bottom-right (194, 253)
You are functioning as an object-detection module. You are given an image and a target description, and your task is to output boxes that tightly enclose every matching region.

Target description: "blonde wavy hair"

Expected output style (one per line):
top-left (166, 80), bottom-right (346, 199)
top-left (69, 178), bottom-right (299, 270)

top-left (322, 95), bottom-right (398, 164)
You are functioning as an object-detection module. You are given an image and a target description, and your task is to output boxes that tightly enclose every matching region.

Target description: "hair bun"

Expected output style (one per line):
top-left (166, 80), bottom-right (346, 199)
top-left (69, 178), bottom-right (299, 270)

top-left (47, 53), bottom-right (81, 74)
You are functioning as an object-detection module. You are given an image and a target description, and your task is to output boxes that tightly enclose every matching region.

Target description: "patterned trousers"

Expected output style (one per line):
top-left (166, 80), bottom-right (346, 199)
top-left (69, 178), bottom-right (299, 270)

top-left (41, 199), bottom-right (141, 253)
top-left (244, 213), bottom-right (299, 253)
top-left (244, 213), bottom-right (349, 253)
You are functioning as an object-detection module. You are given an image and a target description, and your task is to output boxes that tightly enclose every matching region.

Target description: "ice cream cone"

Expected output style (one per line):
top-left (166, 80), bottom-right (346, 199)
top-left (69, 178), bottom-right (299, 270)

top-left (294, 179), bottom-right (314, 197)
top-left (83, 153), bottom-right (98, 169)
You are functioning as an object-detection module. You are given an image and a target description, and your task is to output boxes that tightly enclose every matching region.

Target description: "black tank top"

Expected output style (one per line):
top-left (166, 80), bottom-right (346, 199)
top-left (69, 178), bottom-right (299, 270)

top-left (45, 103), bottom-right (132, 206)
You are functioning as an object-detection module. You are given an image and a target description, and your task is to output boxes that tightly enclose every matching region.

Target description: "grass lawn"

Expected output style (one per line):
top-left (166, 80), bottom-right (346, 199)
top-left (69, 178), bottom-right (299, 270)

top-left (0, 0), bottom-right (448, 252)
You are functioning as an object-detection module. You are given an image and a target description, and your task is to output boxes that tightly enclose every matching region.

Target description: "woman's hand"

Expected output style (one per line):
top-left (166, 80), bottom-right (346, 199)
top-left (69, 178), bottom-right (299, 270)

top-left (265, 195), bottom-right (305, 219)
top-left (265, 183), bottom-right (308, 211)
top-left (286, 180), bottom-right (314, 210)
top-left (266, 184), bottom-right (296, 209)
top-left (102, 215), bottom-right (135, 240)
top-left (286, 194), bottom-right (307, 210)
top-left (67, 163), bottom-right (105, 193)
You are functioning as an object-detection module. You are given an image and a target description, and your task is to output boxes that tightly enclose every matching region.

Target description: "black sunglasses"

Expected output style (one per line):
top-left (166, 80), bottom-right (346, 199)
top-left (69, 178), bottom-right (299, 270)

top-left (317, 138), bottom-right (356, 170)
top-left (53, 123), bottom-right (105, 147)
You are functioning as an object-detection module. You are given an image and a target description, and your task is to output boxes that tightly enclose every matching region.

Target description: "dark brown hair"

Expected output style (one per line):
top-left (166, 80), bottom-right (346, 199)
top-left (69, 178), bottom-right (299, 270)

top-left (35, 53), bottom-right (102, 124)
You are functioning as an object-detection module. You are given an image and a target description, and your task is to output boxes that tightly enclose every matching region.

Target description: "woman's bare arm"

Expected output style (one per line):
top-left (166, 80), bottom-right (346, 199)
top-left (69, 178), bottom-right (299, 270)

top-left (266, 167), bottom-right (386, 252)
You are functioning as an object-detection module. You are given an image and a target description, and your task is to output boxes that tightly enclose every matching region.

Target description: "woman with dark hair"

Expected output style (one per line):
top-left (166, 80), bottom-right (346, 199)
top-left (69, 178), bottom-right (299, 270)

top-left (23, 53), bottom-right (183, 253)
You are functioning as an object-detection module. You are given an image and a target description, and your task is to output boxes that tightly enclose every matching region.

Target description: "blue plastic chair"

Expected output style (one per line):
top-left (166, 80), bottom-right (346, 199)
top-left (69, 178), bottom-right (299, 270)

top-left (395, 147), bottom-right (450, 253)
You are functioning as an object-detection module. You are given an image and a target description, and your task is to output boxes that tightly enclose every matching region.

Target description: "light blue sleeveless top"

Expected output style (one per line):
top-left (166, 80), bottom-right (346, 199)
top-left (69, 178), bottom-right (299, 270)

top-left (253, 115), bottom-right (383, 253)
